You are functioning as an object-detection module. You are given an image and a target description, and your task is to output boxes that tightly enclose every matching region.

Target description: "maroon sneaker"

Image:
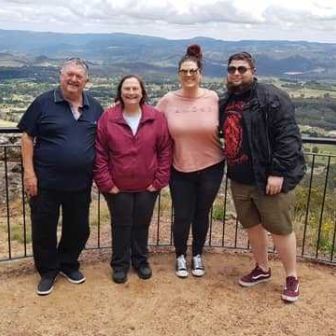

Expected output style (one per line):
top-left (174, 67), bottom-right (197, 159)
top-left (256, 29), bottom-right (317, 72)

top-left (282, 276), bottom-right (300, 303)
top-left (239, 265), bottom-right (271, 287)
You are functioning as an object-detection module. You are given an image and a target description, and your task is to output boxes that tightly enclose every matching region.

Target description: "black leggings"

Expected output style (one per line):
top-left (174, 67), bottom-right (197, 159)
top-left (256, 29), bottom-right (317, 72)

top-left (104, 191), bottom-right (158, 272)
top-left (170, 161), bottom-right (224, 257)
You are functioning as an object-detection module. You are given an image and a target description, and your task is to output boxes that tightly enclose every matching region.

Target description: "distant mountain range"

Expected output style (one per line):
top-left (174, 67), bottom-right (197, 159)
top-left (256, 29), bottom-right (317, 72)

top-left (1, 29), bottom-right (336, 78)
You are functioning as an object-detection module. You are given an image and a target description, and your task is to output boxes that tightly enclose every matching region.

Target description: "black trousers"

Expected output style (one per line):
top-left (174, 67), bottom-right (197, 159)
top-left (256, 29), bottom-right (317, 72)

top-left (104, 191), bottom-right (158, 272)
top-left (170, 161), bottom-right (224, 257)
top-left (30, 188), bottom-right (91, 278)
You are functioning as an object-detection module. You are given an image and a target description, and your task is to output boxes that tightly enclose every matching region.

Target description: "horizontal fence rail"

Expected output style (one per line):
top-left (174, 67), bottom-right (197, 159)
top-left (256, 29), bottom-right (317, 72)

top-left (0, 128), bottom-right (335, 265)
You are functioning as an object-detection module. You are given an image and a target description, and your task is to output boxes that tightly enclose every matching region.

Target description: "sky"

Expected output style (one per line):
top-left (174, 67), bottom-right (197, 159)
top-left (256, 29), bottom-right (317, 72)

top-left (0, 0), bottom-right (336, 43)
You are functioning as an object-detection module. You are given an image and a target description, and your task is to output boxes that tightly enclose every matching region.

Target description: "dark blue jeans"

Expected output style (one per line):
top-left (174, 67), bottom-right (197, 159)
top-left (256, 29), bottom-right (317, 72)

top-left (30, 188), bottom-right (91, 278)
top-left (104, 191), bottom-right (158, 272)
top-left (170, 161), bottom-right (224, 257)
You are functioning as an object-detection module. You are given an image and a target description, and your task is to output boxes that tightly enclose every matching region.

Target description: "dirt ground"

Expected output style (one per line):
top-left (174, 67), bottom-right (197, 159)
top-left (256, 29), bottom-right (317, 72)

top-left (0, 250), bottom-right (335, 336)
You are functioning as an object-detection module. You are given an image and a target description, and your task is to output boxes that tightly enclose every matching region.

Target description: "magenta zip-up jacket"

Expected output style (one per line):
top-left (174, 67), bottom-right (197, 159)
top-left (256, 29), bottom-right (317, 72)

top-left (94, 104), bottom-right (172, 193)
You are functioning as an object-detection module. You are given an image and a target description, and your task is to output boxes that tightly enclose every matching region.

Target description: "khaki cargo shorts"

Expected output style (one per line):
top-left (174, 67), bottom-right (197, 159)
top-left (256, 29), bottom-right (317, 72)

top-left (230, 180), bottom-right (295, 235)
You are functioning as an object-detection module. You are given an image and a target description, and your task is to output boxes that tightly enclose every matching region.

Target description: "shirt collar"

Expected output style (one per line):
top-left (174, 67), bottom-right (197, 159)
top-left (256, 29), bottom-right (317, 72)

top-left (53, 87), bottom-right (90, 107)
top-left (111, 104), bottom-right (155, 124)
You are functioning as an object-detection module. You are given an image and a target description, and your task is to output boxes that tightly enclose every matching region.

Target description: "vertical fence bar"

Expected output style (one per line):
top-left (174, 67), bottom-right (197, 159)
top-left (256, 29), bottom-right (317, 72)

top-left (209, 207), bottom-right (213, 247)
top-left (4, 147), bottom-right (11, 259)
top-left (301, 154), bottom-right (315, 256)
top-left (234, 218), bottom-right (239, 248)
top-left (330, 212), bottom-right (336, 262)
top-left (170, 200), bottom-right (174, 246)
top-left (20, 154), bottom-right (28, 256)
top-left (221, 175), bottom-right (229, 247)
top-left (156, 192), bottom-right (161, 246)
top-left (97, 191), bottom-right (101, 249)
top-left (315, 156), bottom-right (331, 259)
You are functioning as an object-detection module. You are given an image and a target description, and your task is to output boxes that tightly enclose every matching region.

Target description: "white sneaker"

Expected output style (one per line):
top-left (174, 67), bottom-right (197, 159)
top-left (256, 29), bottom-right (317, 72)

top-left (176, 255), bottom-right (188, 278)
top-left (192, 254), bottom-right (205, 277)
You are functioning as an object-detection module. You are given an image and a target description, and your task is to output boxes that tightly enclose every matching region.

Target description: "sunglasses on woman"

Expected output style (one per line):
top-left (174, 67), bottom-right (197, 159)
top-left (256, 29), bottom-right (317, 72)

top-left (178, 68), bottom-right (199, 76)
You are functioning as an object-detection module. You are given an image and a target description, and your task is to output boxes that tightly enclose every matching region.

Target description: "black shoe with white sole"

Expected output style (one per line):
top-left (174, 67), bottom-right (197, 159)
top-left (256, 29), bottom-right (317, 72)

top-left (37, 275), bottom-right (57, 296)
top-left (60, 270), bottom-right (86, 284)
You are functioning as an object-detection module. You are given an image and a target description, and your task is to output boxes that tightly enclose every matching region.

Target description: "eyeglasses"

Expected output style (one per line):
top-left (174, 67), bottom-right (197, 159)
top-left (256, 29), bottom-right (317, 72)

top-left (178, 68), bottom-right (199, 76)
top-left (227, 66), bottom-right (252, 74)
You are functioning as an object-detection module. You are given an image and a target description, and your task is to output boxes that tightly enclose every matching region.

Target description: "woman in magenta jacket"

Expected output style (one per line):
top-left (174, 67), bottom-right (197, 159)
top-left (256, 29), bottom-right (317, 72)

top-left (94, 75), bottom-right (172, 284)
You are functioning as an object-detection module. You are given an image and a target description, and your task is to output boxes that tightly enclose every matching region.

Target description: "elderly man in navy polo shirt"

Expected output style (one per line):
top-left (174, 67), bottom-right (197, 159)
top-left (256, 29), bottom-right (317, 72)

top-left (18, 58), bottom-right (103, 295)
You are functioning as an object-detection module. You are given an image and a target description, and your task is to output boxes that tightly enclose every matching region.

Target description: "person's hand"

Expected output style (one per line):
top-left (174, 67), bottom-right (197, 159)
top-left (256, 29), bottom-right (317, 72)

top-left (109, 186), bottom-right (120, 194)
top-left (266, 176), bottom-right (284, 195)
top-left (146, 184), bottom-right (156, 192)
top-left (109, 101), bottom-right (120, 109)
top-left (24, 173), bottom-right (38, 197)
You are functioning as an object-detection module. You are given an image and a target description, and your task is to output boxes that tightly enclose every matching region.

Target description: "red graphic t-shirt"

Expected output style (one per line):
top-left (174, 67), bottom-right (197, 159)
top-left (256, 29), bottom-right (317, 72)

top-left (223, 93), bottom-right (255, 185)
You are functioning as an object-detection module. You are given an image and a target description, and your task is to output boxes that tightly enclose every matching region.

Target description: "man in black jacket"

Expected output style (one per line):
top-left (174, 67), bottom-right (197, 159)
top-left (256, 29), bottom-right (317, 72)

top-left (219, 52), bottom-right (305, 303)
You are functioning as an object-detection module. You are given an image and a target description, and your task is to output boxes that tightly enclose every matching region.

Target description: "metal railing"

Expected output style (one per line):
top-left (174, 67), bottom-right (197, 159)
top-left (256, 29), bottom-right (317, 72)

top-left (1, 128), bottom-right (335, 265)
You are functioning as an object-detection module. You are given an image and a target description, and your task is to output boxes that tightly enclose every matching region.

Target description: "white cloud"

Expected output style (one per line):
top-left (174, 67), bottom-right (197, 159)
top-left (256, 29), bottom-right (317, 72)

top-left (0, 0), bottom-right (335, 42)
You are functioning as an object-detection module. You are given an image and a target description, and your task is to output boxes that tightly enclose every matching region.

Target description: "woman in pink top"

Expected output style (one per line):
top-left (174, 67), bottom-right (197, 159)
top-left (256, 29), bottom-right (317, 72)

top-left (157, 45), bottom-right (224, 278)
top-left (94, 75), bottom-right (172, 284)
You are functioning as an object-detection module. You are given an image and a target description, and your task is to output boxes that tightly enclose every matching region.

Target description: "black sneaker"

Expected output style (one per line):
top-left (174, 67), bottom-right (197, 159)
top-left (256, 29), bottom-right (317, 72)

top-left (135, 264), bottom-right (152, 280)
top-left (112, 270), bottom-right (128, 284)
top-left (60, 270), bottom-right (86, 284)
top-left (37, 276), bottom-right (57, 296)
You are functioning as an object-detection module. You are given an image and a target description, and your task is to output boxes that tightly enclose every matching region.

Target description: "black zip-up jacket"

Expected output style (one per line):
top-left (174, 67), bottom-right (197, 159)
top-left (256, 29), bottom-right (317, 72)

top-left (219, 80), bottom-right (306, 193)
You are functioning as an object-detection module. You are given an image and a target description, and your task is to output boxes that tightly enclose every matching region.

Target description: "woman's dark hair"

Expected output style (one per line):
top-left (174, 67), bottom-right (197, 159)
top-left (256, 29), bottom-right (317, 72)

top-left (115, 74), bottom-right (148, 107)
top-left (178, 44), bottom-right (203, 71)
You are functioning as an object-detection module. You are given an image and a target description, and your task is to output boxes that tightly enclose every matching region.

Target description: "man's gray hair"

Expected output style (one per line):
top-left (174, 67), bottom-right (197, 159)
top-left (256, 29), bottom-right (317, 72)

top-left (60, 57), bottom-right (89, 78)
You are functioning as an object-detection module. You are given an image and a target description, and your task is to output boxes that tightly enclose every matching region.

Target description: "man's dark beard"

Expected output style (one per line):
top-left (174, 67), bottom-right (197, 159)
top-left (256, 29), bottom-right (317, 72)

top-left (226, 79), bottom-right (253, 94)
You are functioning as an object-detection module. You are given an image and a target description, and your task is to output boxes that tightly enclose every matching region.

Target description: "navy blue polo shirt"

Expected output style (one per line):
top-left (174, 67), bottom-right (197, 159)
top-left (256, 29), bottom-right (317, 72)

top-left (18, 87), bottom-right (103, 191)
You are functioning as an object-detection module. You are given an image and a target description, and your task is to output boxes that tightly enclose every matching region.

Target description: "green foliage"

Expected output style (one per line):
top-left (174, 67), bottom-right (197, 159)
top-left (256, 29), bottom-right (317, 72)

top-left (0, 220), bottom-right (32, 245)
top-left (212, 202), bottom-right (224, 221)
top-left (294, 96), bottom-right (336, 130)
top-left (317, 216), bottom-right (335, 253)
top-left (11, 224), bottom-right (32, 244)
top-left (295, 168), bottom-right (336, 256)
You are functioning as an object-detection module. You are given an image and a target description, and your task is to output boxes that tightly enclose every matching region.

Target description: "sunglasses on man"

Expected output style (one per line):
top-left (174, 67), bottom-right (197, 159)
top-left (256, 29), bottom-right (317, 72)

top-left (227, 66), bottom-right (253, 74)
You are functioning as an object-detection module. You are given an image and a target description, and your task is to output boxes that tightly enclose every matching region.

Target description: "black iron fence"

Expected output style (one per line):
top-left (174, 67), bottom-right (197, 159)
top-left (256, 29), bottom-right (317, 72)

top-left (1, 128), bottom-right (336, 265)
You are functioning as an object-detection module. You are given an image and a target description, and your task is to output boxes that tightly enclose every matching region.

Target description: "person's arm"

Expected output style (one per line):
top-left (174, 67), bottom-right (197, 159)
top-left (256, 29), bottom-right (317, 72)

top-left (155, 95), bottom-right (167, 113)
top-left (266, 87), bottom-right (302, 194)
top-left (149, 112), bottom-right (173, 191)
top-left (93, 111), bottom-right (118, 193)
top-left (21, 132), bottom-right (38, 196)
